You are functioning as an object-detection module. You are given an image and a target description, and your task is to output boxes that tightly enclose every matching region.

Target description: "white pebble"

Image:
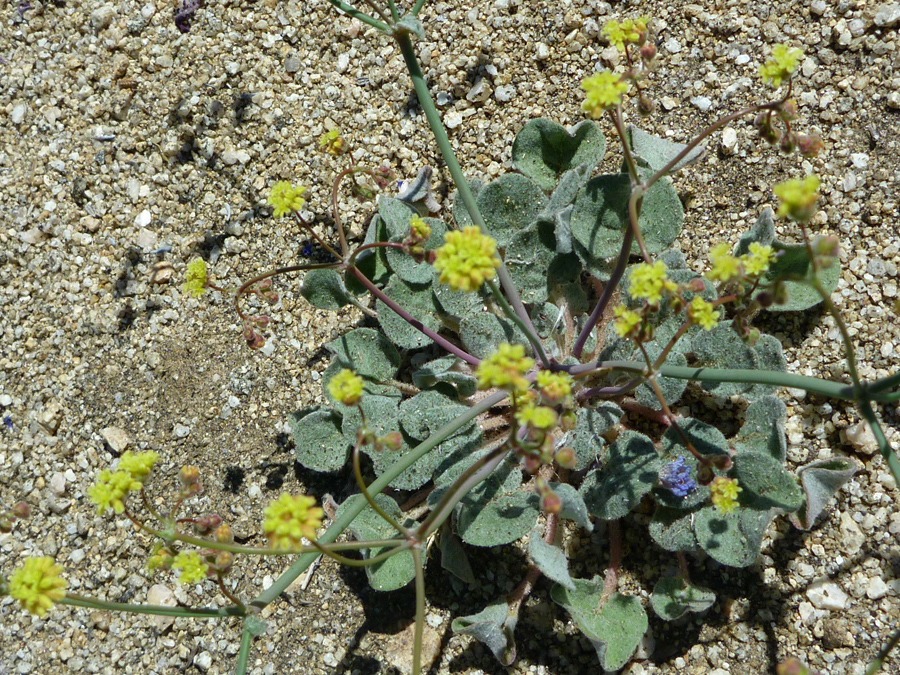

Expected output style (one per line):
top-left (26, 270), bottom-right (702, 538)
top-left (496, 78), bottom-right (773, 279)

top-left (101, 426), bottom-right (131, 453)
top-left (664, 38), bottom-right (682, 54)
top-left (11, 103), bottom-right (27, 125)
top-left (49, 472), bottom-right (67, 496)
top-left (875, 2), bottom-right (900, 27)
top-left (867, 577), bottom-right (890, 599)
top-left (720, 127), bottom-right (738, 154)
top-left (690, 96), bottom-right (712, 112)
top-left (806, 580), bottom-right (848, 610)
top-left (444, 111), bottom-right (462, 129)
top-left (194, 651), bottom-right (213, 672)
top-left (173, 423), bottom-right (192, 439)
top-left (846, 421), bottom-right (878, 455)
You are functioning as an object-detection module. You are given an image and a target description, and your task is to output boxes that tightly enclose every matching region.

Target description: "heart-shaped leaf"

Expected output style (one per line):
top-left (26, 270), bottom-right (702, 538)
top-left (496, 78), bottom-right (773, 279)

top-left (791, 456), bottom-right (859, 529)
top-left (551, 579), bottom-right (648, 671)
top-left (512, 119), bottom-right (606, 191)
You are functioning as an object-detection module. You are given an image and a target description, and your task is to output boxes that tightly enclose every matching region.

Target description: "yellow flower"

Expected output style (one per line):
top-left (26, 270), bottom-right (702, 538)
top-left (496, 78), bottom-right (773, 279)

top-left (88, 469), bottom-right (142, 515)
top-left (433, 227), bottom-right (501, 292)
top-left (475, 343), bottom-right (534, 392)
top-left (602, 16), bottom-right (649, 50)
top-left (688, 296), bottom-right (719, 331)
top-left (328, 369), bottom-right (364, 406)
top-left (707, 242), bottom-right (742, 283)
top-left (581, 71), bottom-right (630, 117)
top-left (743, 242), bottom-right (776, 276)
top-left (9, 557), bottom-right (67, 617)
top-left (263, 493), bottom-right (324, 550)
top-left (409, 215), bottom-right (431, 243)
top-left (172, 551), bottom-right (209, 584)
top-left (318, 129), bottom-right (345, 156)
top-left (268, 181), bottom-right (307, 218)
top-left (773, 175), bottom-right (820, 223)
top-left (627, 261), bottom-right (677, 304)
top-left (759, 45), bottom-right (803, 87)
top-left (182, 258), bottom-right (208, 298)
top-left (516, 404), bottom-right (558, 430)
top-left (710, 476), bottom-right (742, 514)
top-left (613, 305), bottom-right (642, 338)
top-left (534, 371), bottom-right (573, 404)
top-left (117, 450), bottom-right (160, 481)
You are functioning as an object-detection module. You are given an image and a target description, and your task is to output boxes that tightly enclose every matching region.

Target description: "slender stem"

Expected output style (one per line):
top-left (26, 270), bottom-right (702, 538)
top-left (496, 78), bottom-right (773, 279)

top-left (216, 575), bottom-right (246, 609)
top-left (349, 265), bottom-right (480, 366)
top-left (411, 546), bottom-right (426, 675)
top-left (309, 538), bottom-right (409, 567)
top-left (394, 32), bottom-right (543, 350)
top-left (324, 0), bottom-right (390, 33)
top-left (293, 211), bottom-right (343, 260)
top-left (62, 594), bottom-right (244, 618)
top-left (486, 280), bottom-right (550, 367)
top-left (234, 263), bottom-right (339, 321)
top-left (411, 0), bottom-right (427, 14)
top-left (234, 624), bottom-right (254, 675)
top-left (386, 0), bottom-right (400, 22)
top-left (602, 519), bottom-right (623, 601)
top-left (572, 228), bottom-right (635, 358)
top-left (416, 442), bottom-right (510, 540)
top-left (352, 442), bottom-right (411, 536)
top-left (359, 0), bottom-right (392, 24)
top-left (250, 390), bottom-right (508, 609)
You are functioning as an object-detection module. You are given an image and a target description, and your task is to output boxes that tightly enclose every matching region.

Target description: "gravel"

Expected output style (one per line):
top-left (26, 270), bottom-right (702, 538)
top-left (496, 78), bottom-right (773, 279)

top-left (1, 0), bottom-right (899, 674)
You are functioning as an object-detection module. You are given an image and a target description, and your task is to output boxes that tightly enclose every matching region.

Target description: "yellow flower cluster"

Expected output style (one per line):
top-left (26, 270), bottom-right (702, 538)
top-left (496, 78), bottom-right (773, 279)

top-left (433, 227), bottom-right (501, 292)
top-left (268, 181), bottom-right (307, 218)
top-left (613, 305), bottom-right (643, 338)
top-left (172, 551), bottom-right (209, 584)
top-left (628, 261), bottom-right (678, 304)
top-left (318, 129), bottom-right (345, 156)
top-left (743, 242), bottom-right (777, 276)
top-left (182, 258), bottom-right (208, 298)
top-left (409, 215), bottom-right (431, 243)
top-left (88, 451), bottom-right (160, 515)
top-left (328, 369), bottom-right (364, 406)
top-left (263, 493), bottom-right (324, 550)
top-left (773, 175), bottom-right (820, 223)
top-left (710, 476), bottom-right (742, 514)
top-left (475, 343), bottom-right (534, 392)
top-left (534, 371), bottom-right (573, 405)
top-left (707, 243), bottom-right (742, 283)
top-left (688, 296), bottom-right (719, 331)
top-left (602, 16), bottom-right (649, 50)
top-left (581, 71), bottom-right (629, 118)
top-left (707, 241), bottom-right (777, 283)
top-left (759, 45), bottom-right (803, 87)
top-left (515, 404), bottom-right (559, 431)
top-left (8, 557), bottom-right (67, 617)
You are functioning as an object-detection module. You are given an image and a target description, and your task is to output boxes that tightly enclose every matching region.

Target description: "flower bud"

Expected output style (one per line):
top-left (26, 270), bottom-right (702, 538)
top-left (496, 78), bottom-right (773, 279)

top-left (541, 490), bottom-right (562, 515)
top-left (796, 134), bottom-right (823, 158)
top-left (214, 551), bottom-right (234, 572)
top-left (779, 133), bottom-right (796, 154)
top-left (0, 516), bottom-right (12, 533)
top-left (180, 466), bottom-right (201, 487)
top-left (380, 431), bottom-right (403, 451)
top-left (554, 446), bottom-right (577, 470)
top-left (637, 92), bottom-right (656, 116)
top-left (710, 454), bottom-right (733, 471)
top-left (560, 410), bottom-right (577, 432)
top-left (696, 464), bottom-right (714, 486)
top-left (756, 290), bottom-right (774, 308)
top-left (195, 515), bottom-right (223, 535)
top-left (777, 99), bottom-right (797, 121)
top-left (214, 523), bottom-right (233, 543)
top-left (12, 502), bottom-right (30, 519)
top-left (640, 41), bottom-right (657, 63)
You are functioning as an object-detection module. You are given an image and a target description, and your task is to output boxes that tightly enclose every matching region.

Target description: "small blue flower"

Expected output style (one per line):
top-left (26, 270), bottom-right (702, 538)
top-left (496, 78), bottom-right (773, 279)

top-left (659, 456), bottom-right (696, 498)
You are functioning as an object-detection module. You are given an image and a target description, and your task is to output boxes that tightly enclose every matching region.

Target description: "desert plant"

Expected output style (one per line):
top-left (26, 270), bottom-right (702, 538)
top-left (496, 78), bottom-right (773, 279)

top-left (4, 5), bottom-right (900, 675)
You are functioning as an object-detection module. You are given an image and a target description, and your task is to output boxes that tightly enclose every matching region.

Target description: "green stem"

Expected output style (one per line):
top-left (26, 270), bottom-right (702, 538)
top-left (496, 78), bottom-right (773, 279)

top-left (234, 622), bottom-right (254, 675)
top-left (411, 546), bottom-right (426, 675)
top-left (324, 0), bottom-right (390, 32)
top-left (250, 390), bottom-right (508, 609)
top-left (582, 360), bottom-right (895, 401)
top-left (411, 0), bottom-right (427, 14)
top-left (393, 31), bottom-right (544, 359)
top-left (62, 594), bottom-right (244, 618)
